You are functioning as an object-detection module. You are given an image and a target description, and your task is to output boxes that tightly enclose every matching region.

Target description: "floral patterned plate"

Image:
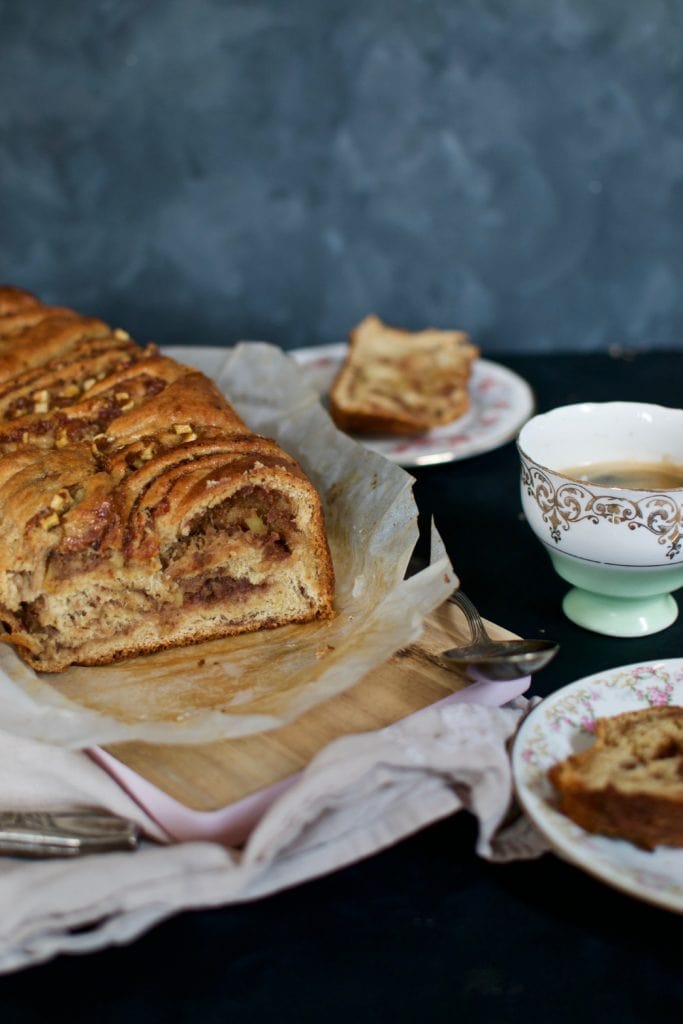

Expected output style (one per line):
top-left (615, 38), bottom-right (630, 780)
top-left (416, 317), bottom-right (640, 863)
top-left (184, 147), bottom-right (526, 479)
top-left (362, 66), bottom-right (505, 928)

top-left (288, 344), bottom-right (535, 467)
top-left (512, 659), bottom-right (683, 912)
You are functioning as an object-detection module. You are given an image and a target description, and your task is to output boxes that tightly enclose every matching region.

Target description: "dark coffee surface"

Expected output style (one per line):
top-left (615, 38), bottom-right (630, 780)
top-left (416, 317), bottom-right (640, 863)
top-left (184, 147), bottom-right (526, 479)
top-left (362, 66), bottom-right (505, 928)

top-left (562, 460), bottom-right (683, 490)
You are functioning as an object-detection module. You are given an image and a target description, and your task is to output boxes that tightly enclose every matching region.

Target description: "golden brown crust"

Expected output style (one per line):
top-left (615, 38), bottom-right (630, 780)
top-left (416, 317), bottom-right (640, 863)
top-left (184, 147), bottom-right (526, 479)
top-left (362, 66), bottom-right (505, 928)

top-left (548, 706), bottom-right (683, 850)
top-left (0, 315), bottom-right (115, 384)
top-left (329, 390), bottom-right (471, 437)
top-left (0, 289), bottom-right (335, 671)
top-left (0, 285), bottom-right (41, 316)
top-left (0, 305), bottom-right (80, 338)
top-left (329, 314), bottom-right (479, 436)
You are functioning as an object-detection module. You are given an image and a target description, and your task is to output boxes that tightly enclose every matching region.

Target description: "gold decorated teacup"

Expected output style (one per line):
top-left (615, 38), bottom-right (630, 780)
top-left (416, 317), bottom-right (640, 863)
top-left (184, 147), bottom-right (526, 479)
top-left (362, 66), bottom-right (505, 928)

top-left (517, 402), bottom-right (683, 637)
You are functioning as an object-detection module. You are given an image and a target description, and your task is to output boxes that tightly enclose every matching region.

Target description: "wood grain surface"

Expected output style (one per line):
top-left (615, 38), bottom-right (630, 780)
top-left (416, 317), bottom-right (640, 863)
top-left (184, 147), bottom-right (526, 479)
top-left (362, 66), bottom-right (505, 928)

top-left (104, 600), bottom-right (515, 811)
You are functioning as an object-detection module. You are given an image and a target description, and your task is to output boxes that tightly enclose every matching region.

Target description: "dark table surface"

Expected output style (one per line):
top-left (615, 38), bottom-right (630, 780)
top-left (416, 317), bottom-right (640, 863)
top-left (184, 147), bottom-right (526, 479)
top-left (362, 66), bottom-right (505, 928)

top-left (2, 350), bottom-right (682, 1022)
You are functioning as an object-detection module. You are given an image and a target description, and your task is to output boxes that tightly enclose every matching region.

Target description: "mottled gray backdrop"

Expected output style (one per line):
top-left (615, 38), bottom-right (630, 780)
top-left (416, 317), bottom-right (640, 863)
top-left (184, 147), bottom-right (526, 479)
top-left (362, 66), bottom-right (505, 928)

top-left (1, 0), bottom-right (682, 353)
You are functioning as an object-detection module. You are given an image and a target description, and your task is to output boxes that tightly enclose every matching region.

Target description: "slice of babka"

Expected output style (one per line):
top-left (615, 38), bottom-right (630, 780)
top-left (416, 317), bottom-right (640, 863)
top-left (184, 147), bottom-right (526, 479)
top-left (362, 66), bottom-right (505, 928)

top-left (329, 314), bottom-right (479, 436)
top-left (548, 706), bottom-right (683, 850)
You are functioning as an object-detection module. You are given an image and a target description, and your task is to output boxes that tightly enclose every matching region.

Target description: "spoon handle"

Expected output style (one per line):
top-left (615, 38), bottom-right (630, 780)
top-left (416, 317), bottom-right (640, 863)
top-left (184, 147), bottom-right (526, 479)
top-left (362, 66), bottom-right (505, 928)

top-left (448, 590), bottom-right (491, 646)
top-left (0, 809), bottom-right (140, 858)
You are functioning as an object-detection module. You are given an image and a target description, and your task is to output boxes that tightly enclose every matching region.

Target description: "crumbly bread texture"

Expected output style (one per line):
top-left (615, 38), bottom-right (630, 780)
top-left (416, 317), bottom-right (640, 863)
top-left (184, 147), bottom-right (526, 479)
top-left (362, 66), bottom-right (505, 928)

top-left (329, 314), bottom-right (479, 436)
top-left (0, 286), bottom-right (335, 672)
top-left (548, 705), bottom-right (683, 850)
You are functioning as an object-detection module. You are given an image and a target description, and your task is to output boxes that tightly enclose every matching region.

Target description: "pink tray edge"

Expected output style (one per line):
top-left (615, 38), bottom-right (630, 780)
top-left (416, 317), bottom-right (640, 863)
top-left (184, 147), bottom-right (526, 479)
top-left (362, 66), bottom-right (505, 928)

top-left (88, 675), bottom-right (530, 847)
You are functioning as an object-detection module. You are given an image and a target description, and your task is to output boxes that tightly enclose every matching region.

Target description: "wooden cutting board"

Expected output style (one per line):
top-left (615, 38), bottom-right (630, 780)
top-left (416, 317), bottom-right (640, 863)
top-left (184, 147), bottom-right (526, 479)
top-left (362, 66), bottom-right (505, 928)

top-left (104, 600), bottom-right (516, 812)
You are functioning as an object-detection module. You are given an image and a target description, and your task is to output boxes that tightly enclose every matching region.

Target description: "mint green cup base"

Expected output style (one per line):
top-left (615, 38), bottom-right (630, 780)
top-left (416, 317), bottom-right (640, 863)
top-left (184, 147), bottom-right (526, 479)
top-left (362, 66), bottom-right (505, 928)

top-left (546, 549), bottom-right (683, 637)
top-left (562, 587), bottom-right (679, 637)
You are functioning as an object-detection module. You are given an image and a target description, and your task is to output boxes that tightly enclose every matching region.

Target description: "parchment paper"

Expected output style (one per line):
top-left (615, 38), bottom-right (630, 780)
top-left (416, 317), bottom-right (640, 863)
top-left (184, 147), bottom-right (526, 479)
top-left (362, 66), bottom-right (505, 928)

top-left (0, 343), bottom-right (455, 748)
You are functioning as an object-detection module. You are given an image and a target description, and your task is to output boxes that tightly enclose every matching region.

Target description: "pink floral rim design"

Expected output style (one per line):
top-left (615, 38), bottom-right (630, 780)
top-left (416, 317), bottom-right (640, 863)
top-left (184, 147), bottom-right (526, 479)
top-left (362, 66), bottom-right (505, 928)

top-left (512, 659), bottom-right (683, 913)
top-left (288, 344), bottom-right (535, 467)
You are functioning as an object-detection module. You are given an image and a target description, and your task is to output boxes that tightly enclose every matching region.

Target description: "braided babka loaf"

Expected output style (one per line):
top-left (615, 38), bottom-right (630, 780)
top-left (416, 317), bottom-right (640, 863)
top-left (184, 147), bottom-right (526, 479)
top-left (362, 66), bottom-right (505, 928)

top-left (0, 286), bottom-right (335, 672)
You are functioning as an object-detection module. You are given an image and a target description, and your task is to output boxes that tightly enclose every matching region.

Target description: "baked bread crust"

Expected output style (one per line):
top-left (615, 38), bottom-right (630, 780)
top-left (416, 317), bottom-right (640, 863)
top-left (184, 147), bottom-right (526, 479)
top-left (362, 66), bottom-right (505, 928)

top-left (0, 286), bottom-right (42, 316)
top-left (329, 314), bottom-right (479, 436)
top-left (0, 286), bottom-right (335, 672)
top-left (548, 706), bottom-right (683, 850)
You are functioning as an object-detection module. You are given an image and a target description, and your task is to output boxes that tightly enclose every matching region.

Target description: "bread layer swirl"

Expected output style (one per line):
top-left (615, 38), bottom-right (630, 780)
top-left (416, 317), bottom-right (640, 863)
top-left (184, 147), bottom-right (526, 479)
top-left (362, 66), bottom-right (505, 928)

top-left (0, 286), bottom-right (335, 671)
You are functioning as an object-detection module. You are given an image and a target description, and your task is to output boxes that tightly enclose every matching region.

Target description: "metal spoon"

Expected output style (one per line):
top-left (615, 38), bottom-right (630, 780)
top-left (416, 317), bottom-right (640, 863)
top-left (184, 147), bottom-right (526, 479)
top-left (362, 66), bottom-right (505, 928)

top-left (441, 589), bottom-right (559, 681)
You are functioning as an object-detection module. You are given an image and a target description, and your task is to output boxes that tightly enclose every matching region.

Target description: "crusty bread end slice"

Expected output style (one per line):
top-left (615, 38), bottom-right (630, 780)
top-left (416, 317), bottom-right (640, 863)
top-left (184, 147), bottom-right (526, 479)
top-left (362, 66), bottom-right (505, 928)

top-left (548, 705), bottom-right (683, 850)
top-left (329, 315), bottom-right (479, 436)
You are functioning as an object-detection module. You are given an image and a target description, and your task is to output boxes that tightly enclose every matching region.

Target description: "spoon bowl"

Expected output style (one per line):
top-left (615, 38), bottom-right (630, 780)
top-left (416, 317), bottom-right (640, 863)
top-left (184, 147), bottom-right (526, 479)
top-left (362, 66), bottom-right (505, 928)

top-left (442, 590), bottom-right (559, 681)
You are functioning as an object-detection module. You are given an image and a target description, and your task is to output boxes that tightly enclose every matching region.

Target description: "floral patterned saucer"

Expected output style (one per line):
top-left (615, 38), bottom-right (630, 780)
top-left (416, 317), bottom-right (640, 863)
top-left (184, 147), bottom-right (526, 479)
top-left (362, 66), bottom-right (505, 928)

top-left (288, 344), bottom-right (535, 468)
top-left (512, 659), bottom-right (683, 912)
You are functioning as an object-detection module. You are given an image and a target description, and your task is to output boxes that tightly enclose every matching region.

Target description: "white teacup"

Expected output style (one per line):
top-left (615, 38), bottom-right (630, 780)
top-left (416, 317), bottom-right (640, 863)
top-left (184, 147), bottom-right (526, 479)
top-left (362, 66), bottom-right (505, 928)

top-left (517, 401), bottom-right (683, 637)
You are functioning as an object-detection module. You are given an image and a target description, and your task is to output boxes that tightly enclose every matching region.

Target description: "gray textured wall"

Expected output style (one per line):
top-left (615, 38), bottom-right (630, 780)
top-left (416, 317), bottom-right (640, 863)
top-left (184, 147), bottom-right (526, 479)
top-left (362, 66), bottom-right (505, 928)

top-left (1, 0), bottom-right (682, 353)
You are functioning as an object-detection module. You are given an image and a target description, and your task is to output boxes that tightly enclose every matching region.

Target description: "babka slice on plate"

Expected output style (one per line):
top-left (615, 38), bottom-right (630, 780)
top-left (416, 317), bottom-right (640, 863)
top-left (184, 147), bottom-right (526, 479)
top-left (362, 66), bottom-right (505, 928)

top-left (549, 705), bottom-right (683, 850)
top-left (329, 314), bottom-right (479, 436)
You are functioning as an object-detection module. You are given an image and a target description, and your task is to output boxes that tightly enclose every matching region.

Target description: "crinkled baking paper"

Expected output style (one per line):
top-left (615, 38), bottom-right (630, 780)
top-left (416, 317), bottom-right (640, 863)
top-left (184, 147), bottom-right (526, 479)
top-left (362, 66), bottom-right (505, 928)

top-left (0, 343), bottom-right (454, 748)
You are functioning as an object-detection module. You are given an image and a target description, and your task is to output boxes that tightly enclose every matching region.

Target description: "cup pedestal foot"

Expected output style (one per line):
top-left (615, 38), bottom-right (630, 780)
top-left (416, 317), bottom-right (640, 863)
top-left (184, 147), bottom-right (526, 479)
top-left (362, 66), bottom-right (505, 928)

top-left (562, 588), bottom-right (678, 638)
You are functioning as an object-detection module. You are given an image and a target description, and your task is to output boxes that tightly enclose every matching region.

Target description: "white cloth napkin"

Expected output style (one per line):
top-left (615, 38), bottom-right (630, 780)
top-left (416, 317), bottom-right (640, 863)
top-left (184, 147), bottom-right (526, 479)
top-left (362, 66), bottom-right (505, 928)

top-left (0, 699), bottom-right (549, 975)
